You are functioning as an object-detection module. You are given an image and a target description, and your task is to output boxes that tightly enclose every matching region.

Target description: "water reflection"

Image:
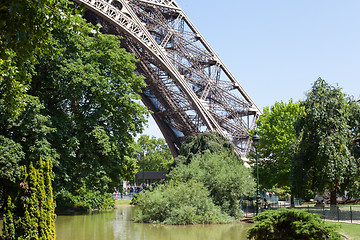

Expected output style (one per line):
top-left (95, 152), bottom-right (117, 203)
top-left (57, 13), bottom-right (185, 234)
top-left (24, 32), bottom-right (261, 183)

top-left (131, 221), bottom-right (251, 240)
top-left (2, 207), bottom-right (251, 240)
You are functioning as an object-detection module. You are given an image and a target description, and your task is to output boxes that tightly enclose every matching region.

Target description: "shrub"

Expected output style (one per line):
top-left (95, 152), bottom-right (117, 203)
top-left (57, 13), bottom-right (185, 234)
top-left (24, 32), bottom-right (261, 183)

top-left (55, 189), bottom-right (114, 212)
top-left (133, 180), bottom-right (232, 224)
top-left (168, 150), bottom-right (255, 218)
top-left (247, 209), bottom-right (342, 240)
top-left (130, 193), bottom-right (139, 205)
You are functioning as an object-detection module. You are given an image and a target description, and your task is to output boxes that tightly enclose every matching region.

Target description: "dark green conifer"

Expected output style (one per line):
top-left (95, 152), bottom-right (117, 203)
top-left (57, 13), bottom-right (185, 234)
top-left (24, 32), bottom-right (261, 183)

top-left (2, 196), bottom-right (16, 239)
top-left (1, 158), bottom-right (56, 240)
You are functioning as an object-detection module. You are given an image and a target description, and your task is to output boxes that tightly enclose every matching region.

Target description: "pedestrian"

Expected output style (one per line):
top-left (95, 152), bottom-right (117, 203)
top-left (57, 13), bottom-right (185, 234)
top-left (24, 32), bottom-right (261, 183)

top-left (263, 198), bottom-right (268, 209)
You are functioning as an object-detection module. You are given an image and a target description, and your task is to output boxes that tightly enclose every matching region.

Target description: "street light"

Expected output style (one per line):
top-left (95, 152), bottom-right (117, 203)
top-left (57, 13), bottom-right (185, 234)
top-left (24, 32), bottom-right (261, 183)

top-left (252, 131), bottom-right (261, 215)
top-left (142, 150), bottom-right (145, 187)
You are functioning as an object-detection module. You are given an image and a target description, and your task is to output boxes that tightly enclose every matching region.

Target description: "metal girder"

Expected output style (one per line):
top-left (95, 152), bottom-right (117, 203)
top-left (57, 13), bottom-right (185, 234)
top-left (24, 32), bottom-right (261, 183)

top-left (72, 0), bottom-right (261, 158)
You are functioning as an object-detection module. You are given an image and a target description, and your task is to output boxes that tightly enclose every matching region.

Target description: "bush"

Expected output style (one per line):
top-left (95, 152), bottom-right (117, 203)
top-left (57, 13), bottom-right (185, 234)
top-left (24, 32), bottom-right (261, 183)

top-left (133, 180), bottom-right (232, 224)
top-left (247, 209), bottom-right (342, 240)
top-left (55, 189), bottom-right (114, 212)
top-left (168, 150), bottom-right (255, 218)
top-left (130, 193), bottom-right (139, 205)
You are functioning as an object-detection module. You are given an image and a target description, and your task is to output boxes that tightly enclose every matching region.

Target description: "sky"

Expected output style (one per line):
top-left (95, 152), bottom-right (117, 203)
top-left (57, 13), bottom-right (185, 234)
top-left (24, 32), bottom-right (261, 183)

top-left (143, 0), bottom-right (360, 138)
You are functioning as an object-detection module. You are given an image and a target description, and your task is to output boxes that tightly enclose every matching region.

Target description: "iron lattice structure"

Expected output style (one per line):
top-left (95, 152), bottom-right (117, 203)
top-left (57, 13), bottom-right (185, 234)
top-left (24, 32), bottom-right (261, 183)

top-left (73, 0), bottom-right (261, 158)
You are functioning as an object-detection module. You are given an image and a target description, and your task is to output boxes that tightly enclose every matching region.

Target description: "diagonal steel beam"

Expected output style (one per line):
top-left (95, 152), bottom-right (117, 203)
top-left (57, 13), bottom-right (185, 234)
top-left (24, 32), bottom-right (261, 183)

top-left (72, 0), bottom-right (261, 158)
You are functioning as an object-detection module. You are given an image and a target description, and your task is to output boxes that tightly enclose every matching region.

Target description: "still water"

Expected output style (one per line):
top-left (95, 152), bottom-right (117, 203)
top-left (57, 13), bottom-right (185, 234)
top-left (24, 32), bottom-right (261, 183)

top-left (1, 207), bottom-right (252, 240)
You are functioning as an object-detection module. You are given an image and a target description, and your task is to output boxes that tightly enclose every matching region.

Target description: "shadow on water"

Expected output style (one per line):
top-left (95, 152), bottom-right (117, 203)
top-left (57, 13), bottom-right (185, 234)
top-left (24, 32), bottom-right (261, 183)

top-left (2, 207), bottom-right (252, 240)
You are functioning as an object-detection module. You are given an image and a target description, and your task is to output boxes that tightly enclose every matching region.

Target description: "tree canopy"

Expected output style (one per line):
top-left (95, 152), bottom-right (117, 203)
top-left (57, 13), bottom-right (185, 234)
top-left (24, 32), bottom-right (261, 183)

top-left (137, 135), bottom-right (173, 171)
top-left (0, 0), bottom-right (71, 116)
top-left (0, 0), bottom-right (149, 210)
top-left (176, 132), bottom-right (238, 165)
top-left (253, 99), bottom-right (304, 190)
top-left (293, 78), bottom-right (357, 203)
top-left (134, 132), bottom-right (255, 223)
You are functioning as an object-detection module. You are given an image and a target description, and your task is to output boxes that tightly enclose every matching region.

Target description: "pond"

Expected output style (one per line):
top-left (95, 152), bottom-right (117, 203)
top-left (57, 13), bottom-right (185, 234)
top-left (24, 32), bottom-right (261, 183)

top-left (1, 206), bottom-right (252, 240)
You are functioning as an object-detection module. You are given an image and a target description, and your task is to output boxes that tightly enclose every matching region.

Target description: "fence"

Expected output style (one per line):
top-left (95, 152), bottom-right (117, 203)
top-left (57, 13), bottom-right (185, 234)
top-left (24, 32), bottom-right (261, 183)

top-left (241, 201), bottom-right (360, 223)
top-left (296, 205), bottom-right (360, 223)
top-left (112, 193), bottom-right (134, 200)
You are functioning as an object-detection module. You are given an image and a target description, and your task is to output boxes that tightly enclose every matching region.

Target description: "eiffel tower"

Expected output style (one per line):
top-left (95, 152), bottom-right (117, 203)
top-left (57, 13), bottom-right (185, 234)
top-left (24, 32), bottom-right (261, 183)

top-left (73, 0), bottom-right (261, 158)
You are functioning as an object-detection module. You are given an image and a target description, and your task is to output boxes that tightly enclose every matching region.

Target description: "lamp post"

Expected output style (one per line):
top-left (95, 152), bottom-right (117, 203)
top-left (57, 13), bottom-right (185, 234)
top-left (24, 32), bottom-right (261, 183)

top-left (140, 138), bottom-right (146, 188)
top-left (142, 150), bottom-right (145, 187)
top-left (252, 131), bottom-right (261, 215)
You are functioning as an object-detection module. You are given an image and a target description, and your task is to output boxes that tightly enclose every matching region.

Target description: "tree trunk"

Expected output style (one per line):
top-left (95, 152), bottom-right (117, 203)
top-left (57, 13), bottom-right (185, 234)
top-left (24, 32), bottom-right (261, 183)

top-left (330, 190), bottom-right (337, 205)
top-left (291, 194), bottom-right (295, 208)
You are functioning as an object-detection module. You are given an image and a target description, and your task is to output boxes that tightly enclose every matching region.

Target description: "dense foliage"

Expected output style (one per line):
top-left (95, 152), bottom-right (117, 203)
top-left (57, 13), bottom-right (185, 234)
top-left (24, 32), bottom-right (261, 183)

top-left (251, 79), bottom-right (360, 203)
top-left (176, 131), bottom-right (236, 164)
top-left (137, 135), bottom-right (173, 171)
top-left (30, 14), bottom-right (148, 209)
top-left (293, 78), bottom-right (357, 204)
top-left (168, 150), bottom-right (254, 218)
top-left (1, 158), bottom-right (56, 240)
top-left (0, 0), bottom-right (69, 116)
top-left (133, 180), bottom-right (232, 224)
top-left (247, 209), bottom-right (342, 240)
top-left (253, 100), bottom-right (304, 190)
top-left (0, 0), bottom-right (68, 207)
top-left (134, 132), bottom-right (255, 224)
top-left (0, 0), bottom-right (148, 211)
top-left (0, 94), bottom-right (57, 208)
top-left (345, 99), bottom-right (360, 198)
top-left (171, 133), bottom-right (255, 218)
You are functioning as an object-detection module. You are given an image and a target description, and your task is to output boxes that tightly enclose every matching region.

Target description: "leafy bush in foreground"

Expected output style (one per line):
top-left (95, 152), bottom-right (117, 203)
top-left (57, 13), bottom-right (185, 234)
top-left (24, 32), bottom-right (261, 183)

top-left (133, 180), bottom-right (232, 224)
top-left (247, 209), bottom-right (342, 240)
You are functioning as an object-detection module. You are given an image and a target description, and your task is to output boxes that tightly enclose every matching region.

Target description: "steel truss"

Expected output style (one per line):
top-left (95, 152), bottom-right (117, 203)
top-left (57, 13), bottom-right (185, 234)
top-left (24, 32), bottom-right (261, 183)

top-left (72, 0), bottom-right (261, 158)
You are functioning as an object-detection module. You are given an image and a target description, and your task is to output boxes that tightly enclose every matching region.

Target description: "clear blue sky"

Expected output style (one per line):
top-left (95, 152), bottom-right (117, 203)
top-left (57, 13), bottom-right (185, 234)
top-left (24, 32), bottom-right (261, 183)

top-left (143, 0), bottom-right (360, 138)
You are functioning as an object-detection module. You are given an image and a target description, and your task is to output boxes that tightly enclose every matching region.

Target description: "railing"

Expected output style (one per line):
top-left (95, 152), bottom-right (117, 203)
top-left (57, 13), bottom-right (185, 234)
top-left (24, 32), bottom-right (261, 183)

top-left (241, 201), bottom-right (360, 223)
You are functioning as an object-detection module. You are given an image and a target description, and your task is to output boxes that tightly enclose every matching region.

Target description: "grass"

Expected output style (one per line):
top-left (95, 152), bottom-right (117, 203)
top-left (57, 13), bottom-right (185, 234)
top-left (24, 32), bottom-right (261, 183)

top-left (115, 199), bottom-right (131, 206)
top-left (329, 222), bottom-right (360, 240)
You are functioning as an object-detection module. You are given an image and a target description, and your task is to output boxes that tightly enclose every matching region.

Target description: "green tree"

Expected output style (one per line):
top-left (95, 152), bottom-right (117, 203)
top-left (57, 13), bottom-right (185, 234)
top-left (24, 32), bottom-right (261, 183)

top-left (0, 95), bottom-right (56, 208)
top-left (0, 0), bottom-right (149, 211)
top-left (343, 99), bottom-right (360, 199)
top-left (252, 100), bottom-right (304, 202)
top-left (0, 136), bottom-right (23, 204)
top-left (293, 78), bottom-right (355, 205)
top-left (1, 196), bottom-right (16, 239)
top-left (175, 132), bottom-right (237, 165)
top-left (0, 0), bottom-right (68, 206)
top-left (29, 13), bottom-right (148, 208)
top-left (247, 209), bottom-right (342, 240)
top-left (0, 0), bottom-right (71, 116)
top-left (137, 135), bottom-right (173, 171)
top-left (1, 158), bottom-right (56, 240)
top-left (168, 132), bottom-right (255, 218)
top-left (0, 0), bottom-right (79, 210)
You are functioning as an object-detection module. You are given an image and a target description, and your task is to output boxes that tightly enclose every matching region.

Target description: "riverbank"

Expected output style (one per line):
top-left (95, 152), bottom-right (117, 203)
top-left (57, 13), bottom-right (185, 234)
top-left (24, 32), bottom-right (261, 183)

top-left (115, 199), bottom-right (132, 207)
top-left (114, 200), bottom-right (360, 239)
